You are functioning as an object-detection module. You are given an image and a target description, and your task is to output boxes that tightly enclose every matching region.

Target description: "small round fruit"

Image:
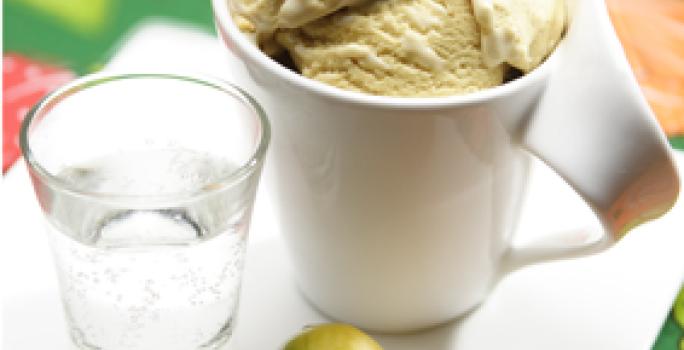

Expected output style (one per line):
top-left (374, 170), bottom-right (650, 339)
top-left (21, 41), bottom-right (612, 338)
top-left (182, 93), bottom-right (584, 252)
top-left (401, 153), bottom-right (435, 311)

top-left (674, 288), bottom-right (684, 328)
top-left (283, 323), bottom-right (383, 350)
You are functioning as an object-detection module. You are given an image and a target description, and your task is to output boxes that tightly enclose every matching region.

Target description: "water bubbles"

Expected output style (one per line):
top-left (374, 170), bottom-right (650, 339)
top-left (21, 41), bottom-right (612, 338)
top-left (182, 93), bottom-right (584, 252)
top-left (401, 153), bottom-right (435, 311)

top-left (47, 150), bottom-right (249, 349)
top-left (52, 224), bottom-right (246, 349)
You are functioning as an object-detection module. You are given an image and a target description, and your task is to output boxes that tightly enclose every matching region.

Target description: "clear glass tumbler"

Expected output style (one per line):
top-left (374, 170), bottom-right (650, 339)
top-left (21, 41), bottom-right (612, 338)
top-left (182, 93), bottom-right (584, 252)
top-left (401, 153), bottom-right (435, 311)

top-left (20, 73), bottom-right (270, 350)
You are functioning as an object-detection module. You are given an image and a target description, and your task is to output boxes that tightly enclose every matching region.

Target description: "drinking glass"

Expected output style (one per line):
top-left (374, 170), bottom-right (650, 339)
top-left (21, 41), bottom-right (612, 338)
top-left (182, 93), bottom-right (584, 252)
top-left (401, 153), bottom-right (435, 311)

top-left (20, 73), bottom-right (270, 349)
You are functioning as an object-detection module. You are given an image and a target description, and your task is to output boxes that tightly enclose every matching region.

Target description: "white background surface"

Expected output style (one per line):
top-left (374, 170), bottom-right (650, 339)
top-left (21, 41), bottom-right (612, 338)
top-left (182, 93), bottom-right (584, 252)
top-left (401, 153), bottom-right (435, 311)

top-left (2, 22), bottom-right (683, 349)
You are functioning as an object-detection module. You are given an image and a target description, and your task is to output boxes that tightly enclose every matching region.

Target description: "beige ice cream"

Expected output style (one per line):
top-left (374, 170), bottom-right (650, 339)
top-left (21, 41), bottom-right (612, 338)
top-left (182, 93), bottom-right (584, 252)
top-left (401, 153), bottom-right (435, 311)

top-left (231, 0), bottom-right (368, 54)
top-left (473, 0), bottom-right (566, 72)
top-left (276, 0), bottom-right (504, 96)
top-left (230, 0), bottom-right (566, 96)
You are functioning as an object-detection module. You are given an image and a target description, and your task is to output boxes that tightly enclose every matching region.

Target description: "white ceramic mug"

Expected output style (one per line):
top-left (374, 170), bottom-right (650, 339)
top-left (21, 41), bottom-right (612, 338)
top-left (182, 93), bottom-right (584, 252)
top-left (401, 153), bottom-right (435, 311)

top-left (212, 0), bottom-right (680, 332)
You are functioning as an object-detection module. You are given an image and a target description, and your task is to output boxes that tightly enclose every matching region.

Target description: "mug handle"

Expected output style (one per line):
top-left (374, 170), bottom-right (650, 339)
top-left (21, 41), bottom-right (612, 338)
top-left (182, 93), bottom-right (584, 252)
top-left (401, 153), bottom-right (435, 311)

top-left (505, 0), bottom-right (679, 271)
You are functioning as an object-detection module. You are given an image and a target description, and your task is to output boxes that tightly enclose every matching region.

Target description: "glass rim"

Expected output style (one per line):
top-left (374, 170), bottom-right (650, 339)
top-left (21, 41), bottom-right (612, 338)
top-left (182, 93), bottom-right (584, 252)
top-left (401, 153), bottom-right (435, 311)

top-left (20, 72), bottom-right (271, 204)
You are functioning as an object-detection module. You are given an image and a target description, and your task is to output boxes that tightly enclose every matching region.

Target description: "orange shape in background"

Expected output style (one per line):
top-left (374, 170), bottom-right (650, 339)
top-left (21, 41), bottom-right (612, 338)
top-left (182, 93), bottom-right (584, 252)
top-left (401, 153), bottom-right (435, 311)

top-left (607, 0), bottom-right (684, 137)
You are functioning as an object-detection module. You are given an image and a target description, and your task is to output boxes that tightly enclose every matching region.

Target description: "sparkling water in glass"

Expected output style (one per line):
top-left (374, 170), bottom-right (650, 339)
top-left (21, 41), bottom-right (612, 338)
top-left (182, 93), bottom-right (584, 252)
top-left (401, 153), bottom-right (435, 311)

top-left (20, 74), bottom-right (270, 350)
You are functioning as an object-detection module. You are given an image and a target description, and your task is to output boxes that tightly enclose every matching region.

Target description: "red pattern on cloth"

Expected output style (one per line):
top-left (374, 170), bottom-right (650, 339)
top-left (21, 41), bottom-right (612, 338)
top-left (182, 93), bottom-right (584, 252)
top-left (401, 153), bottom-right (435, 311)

top-left (3, 53), bottom-right (75, 173)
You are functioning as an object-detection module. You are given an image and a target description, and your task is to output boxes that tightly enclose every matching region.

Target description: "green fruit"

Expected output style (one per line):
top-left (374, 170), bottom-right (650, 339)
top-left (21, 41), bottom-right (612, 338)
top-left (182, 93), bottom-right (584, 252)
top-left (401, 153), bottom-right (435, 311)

top-left (674, 287), bottom-right (684, 328)
top-left (283, 323), bottom-right (383, 350)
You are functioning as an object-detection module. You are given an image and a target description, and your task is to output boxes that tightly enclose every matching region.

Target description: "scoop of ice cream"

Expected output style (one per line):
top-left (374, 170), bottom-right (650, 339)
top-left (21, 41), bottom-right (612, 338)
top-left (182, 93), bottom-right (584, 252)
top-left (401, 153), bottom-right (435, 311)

top-left (276, 0), bottom-right (505, 97)
top-left (230, 0), bottom-right (369, 54)
top-left (472, 0), bottom-right (566, 72)
top-left (230, 0), bottom-right (282, 54)
top-left (279, 0), bottom-right (369, 28)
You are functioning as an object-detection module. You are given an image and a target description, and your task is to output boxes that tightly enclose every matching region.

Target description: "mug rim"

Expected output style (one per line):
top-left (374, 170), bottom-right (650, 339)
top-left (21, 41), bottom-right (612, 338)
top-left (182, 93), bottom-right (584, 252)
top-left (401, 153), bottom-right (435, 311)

top-left (211, 0), bottom-right (558, 110)
top-left (20, 72), bottom-right (271, 205)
